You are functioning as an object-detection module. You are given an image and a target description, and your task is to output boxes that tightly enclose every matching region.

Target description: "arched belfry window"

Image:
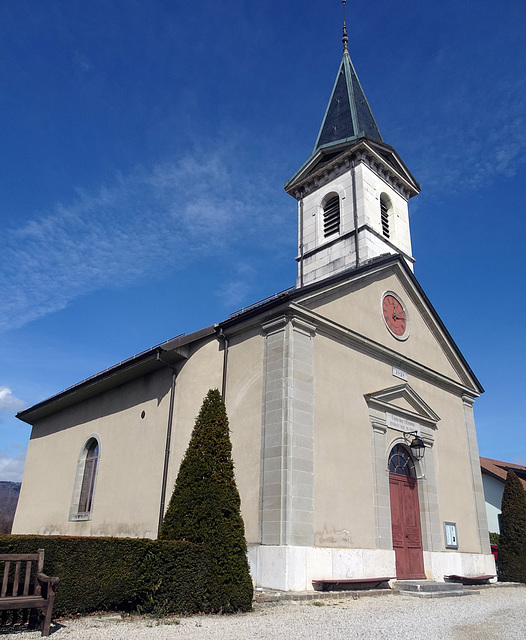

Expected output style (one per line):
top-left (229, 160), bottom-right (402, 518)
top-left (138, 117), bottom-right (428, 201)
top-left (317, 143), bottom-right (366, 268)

top-left (69, 436), bottom-right (100, 521)
top-left (322, 194), bottom-right (340, 238)
top-left (388, 444), bottom-right (415, 477)
top-left (380, 194), bottom-right (391, 239)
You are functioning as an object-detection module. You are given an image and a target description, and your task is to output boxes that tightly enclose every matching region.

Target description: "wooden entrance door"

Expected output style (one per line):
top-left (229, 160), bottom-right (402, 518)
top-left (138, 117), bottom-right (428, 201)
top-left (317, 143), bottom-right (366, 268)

top-left (389, 446), bottom-right (425, 579)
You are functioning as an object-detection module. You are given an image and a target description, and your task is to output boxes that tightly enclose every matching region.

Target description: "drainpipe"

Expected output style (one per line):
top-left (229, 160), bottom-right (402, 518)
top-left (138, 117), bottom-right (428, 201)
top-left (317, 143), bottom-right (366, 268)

top-left (298, 196), bottom-right (305, 287)
top-left (216, 329), bottom-right (229, 399)
top-left (351, 158), bottom-right (360, 267)
top-left (156, 350), bottom-right (178, 536)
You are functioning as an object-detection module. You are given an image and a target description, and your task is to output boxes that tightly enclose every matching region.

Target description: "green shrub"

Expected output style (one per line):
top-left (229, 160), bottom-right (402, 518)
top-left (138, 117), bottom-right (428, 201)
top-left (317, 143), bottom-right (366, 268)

top-left (496, 470), bottom-right (526, 583)
top-left (489, 532), bottom-right (500, 546)
top-left (159, 389), bottom-right (253, 612)
top-left (145, 540), bottom-right (209, 615)
top-left (0, 535), bottom-right (208, 616)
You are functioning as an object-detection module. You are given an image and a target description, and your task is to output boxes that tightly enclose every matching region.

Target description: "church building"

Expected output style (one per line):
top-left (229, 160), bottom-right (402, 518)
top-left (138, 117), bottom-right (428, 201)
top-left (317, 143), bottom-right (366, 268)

top-left (13, 19), bottom-right (495, 591)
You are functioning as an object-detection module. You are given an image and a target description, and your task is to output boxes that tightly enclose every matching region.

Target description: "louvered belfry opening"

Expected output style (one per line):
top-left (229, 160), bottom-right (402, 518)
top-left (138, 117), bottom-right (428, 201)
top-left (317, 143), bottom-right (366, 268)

top-left (380, 197), bottom-right (390, 238)
top-left (323, 195), bottom-right (340, 237)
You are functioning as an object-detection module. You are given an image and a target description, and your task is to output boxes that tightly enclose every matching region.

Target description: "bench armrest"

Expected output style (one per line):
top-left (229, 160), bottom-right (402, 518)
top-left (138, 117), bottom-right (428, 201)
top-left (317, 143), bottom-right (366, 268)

top-left (37, 573), bottom-right (60, 587)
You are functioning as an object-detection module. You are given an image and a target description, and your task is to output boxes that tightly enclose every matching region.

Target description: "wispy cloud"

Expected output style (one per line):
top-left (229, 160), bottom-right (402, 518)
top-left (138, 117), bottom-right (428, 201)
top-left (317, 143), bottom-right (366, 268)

top-left (0, 447), bottom-right (26, 482)
top-left (395, 54), bottom-right (526, 196)
top-left (0, 387), bottom-right (25, 420)
top-left (0, 144), bottom-right (288, 332)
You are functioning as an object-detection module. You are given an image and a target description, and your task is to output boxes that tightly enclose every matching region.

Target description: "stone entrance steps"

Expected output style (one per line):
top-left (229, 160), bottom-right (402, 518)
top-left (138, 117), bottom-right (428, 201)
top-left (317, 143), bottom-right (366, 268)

top-left (392, 580), bottom-right (477, 598)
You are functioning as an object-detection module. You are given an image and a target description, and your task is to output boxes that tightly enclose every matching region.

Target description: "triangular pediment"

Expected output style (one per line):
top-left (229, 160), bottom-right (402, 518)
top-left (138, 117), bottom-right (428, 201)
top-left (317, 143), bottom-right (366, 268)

top-left (290, 255), bottom-right (483, 394)
top-left (365, 384), bottom-right (440, 427)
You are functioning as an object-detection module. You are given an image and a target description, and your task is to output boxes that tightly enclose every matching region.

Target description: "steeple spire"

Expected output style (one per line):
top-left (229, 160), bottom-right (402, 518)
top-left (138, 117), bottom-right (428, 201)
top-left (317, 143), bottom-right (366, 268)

top-left (312, 1), bottom-right (382, 153)
top-left (342, 1), bottom-right (348, 54)
top-left (285, 2), bottom-right (420, 287)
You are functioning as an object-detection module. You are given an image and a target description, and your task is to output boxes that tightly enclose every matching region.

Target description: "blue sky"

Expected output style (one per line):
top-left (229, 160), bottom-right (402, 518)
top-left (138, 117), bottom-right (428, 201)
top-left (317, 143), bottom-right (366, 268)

top-left (1, 0), bottom-right (525, 481)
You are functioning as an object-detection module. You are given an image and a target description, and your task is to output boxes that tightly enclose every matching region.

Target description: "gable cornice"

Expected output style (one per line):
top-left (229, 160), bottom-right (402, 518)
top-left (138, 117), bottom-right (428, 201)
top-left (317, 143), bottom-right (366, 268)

top-left (286, 300), bottom-right (479, 400)
top-left (285, 138), bottom-right (420, 201)
top-left (292, 257), bottom-right (483, 394)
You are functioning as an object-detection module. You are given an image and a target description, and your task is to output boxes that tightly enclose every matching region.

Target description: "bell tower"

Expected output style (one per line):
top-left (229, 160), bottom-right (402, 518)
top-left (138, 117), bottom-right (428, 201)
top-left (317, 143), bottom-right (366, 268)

top-left (285, 3), bottom-right (420, 287)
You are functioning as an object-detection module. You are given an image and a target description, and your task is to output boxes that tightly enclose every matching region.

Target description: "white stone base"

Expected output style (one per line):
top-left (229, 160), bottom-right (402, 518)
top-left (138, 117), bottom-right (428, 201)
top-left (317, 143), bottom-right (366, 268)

top-left (423, 551), bottom-right (496, 581)
top-left (247, 545), bottom-right (395, 591)
top-left (247, 545), bottom-right (497, 591)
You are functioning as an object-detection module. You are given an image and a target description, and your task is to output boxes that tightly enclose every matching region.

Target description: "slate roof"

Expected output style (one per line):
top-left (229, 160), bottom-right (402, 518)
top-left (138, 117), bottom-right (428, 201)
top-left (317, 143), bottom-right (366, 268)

top-left (313, 51), bottom-right (382, 154)
top-left (480, 456), bottom-right (526, 491)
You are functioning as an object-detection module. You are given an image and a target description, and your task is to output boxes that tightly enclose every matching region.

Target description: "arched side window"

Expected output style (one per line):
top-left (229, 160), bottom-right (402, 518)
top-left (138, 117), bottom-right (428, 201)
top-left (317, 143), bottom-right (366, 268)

top-left (78, 439), bottom-right (99, 514)
top-left (322, 194), bottom-right (340, 238)
top-left (388, 444), bottom-right (415, 477)
top-left (380, 194), bottom-right (392, 239)
top-left (69, 436), bottom-right (100, 521)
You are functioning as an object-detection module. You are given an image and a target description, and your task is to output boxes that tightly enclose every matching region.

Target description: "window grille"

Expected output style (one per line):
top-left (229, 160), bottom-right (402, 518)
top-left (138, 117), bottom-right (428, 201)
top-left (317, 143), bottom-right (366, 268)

top-left (388, 444), bottom-right (415, 476)
top-left (323, 195), bottom-right (340, 237)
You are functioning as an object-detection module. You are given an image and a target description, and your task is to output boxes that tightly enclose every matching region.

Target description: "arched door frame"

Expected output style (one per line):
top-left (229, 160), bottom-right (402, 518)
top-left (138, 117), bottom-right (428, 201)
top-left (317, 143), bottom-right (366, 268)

top-left (388, 439), bottom-right (419, 476)
top-left (388, 440), bottom-right (424, 578)
top-left (365, 385), bottom-right (442, 560)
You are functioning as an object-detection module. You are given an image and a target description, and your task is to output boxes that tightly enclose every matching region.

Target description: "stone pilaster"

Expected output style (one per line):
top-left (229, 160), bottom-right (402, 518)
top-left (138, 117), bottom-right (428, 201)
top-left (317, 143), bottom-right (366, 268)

top-left (416, 437), bottom-right (442, 552)
top-left (260, 316), bottom-right (316, 547)
top-left (462, 395), bottom-right (491, 553)
top-left (370, 417), bottom-right (392, 550)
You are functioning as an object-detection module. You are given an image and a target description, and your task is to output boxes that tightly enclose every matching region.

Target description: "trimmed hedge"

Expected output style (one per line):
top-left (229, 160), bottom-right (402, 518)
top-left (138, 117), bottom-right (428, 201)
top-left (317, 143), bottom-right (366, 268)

top-left (160, 389), bottom-right (253, 613)
top-left (489, 532), bottom-right (500, 546)
top-left (0, 535), bottom-right (209, 616)
top-left (497, 470), bottom-right (526, 583)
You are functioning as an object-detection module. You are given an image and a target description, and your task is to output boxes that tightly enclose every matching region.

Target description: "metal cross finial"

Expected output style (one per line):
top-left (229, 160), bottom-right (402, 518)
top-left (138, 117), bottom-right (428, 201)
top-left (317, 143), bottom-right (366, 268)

top-left (342, 0), bottom-right (349, 54)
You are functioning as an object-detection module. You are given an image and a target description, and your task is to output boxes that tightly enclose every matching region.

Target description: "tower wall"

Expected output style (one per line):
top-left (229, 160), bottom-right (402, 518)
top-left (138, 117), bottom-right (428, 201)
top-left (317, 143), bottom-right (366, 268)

top-left (355, 163), bottom-right (413, 262)
top-left (297, 160), bottom-right (414, 287)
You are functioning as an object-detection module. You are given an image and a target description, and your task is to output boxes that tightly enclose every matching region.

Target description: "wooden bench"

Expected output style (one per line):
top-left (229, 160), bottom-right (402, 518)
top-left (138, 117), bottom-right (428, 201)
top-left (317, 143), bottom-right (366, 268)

top-left (0, 550), bottom-right (59, 636)
top-left (312, 577), bottom-right (394, 591)
top-left (444, 574), bottom-right (495, 586)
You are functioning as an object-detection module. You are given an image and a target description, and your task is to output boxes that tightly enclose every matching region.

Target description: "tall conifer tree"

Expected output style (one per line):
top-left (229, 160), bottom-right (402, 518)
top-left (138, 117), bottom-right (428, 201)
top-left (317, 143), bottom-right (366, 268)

top-left (497, 470), bottom-right (526, 583)
top-left (159, 389), bottom-right (253, 611)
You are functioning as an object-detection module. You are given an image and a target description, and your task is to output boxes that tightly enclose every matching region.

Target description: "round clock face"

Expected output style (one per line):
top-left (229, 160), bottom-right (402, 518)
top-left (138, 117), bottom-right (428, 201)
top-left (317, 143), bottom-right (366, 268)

top-left (382, 293), bottom-right (409, 339)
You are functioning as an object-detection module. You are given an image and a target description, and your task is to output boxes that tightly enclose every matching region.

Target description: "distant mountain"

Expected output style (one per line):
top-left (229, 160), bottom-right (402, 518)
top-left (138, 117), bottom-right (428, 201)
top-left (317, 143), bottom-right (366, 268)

top-left (0, 481), bottom-right (21, 534)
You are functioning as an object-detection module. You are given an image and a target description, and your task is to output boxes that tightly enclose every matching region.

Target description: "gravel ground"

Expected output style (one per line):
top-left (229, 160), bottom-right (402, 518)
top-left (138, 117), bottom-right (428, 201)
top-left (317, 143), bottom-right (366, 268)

top-left (1, 586), bottom-right (525, 640)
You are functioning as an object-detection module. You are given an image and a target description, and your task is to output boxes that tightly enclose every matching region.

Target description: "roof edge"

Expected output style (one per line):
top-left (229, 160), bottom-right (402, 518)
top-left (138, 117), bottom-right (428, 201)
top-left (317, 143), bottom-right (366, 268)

top-left (17, 326), bottom-right (216, 424)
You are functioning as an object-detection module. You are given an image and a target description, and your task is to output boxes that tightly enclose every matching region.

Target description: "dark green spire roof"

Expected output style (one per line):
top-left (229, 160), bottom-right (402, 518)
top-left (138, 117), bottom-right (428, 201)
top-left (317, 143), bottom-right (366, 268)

top-left (313, 52), bottom-right (382, 153)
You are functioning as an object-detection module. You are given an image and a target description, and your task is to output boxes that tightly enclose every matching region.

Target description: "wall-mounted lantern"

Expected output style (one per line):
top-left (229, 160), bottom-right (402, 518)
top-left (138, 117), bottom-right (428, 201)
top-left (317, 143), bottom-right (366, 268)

top-left (406, 431), bottom-right (426, 461)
